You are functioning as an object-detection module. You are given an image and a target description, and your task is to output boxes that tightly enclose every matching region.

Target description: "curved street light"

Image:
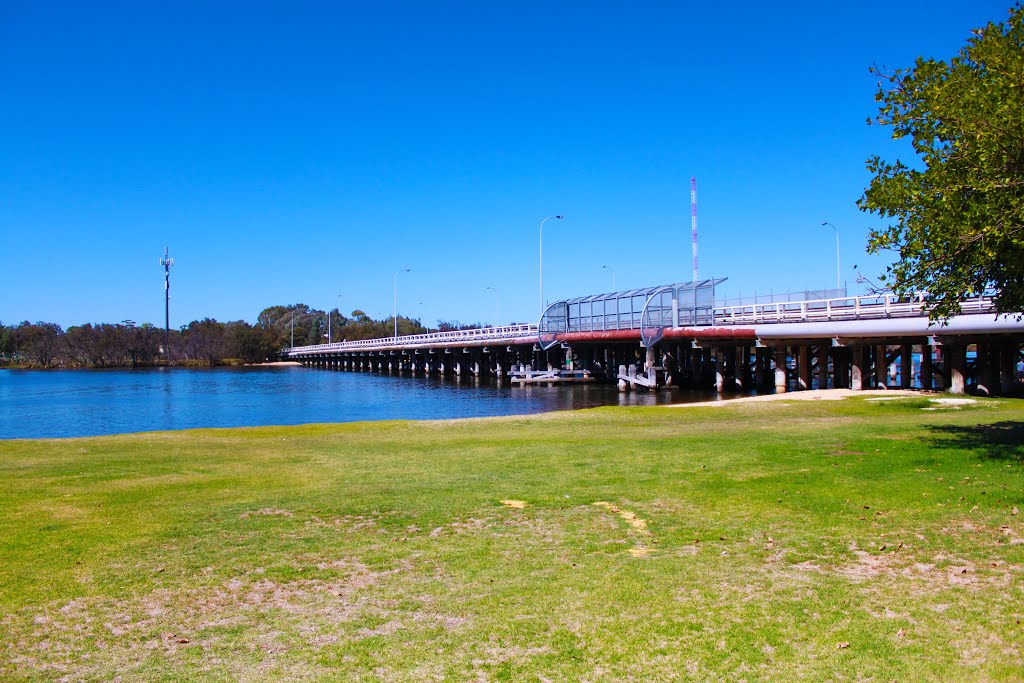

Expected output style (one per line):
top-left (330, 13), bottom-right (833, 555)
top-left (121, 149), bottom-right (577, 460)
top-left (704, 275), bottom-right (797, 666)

top-left (821, 221), bottom-right (841, 290)
top-left (539, 215), bottom-right (564, 316)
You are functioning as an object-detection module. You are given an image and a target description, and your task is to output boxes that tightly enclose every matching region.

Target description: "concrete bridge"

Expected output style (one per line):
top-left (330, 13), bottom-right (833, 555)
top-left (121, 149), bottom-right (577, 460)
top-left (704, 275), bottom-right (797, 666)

top-left (283, 281), bottom-right (1024, 396)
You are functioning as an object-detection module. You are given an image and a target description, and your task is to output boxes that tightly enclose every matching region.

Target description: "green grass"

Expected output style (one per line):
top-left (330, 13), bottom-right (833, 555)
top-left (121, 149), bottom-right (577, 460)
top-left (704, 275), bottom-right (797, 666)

top-left (1, 395), bottom-right (1022, 681)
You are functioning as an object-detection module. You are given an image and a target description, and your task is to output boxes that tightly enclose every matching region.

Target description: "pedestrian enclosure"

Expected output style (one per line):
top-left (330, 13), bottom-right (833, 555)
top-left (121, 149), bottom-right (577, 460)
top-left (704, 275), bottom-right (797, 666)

top-left (539, 278), bottom-right (726, 350)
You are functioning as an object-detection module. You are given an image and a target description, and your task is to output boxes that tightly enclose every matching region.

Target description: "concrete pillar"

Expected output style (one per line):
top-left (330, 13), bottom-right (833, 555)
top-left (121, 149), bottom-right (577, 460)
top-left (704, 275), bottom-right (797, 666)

top-left (875, 344), bottom-right (888, 389)
top-left (833, 347), bottom-right (848, 389)
top-left (1000, 342), bottom-right (1016, 395)
top-left (947, 344), bottom-right (966, 394)
top-left (900, 344), bottom-right (913, 389)
top-left (774, 346), bottom-right (788, 394)
top-left (714, 348), bottom-right (725, 393)
top-left (755, 348), bottom-right (768, 391)
top-left (734, 347), bottom-right (745, 391)
top-left (977, 341), bottom-right (998, 397)
top-left (798, 346), bottom-right (811, 391)
top-left (850, 345), bottom-right (864, 391)
top-left (817, 344), bottom-right (830, 390)
top-left (921, 344), bottom-right (933, 390)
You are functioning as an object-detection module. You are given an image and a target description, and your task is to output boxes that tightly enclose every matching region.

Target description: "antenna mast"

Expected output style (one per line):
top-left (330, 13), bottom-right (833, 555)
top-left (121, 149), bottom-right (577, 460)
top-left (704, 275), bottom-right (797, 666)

top-left (160, 247), bottom-right (174, 359)
top-left (690, 177), bottom-right (698, 282)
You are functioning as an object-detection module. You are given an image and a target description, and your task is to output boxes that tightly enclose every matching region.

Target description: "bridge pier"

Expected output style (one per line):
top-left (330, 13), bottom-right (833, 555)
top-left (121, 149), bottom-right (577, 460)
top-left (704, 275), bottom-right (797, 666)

top-left (948, 343), bottom-right (966, 394)
top-left (850, 344), bottom-right (864, 391)
top-left (714, 348), bottom-right (725, 393)
top-left (733, 346), bottom-right (745, 391)
top-left (817, 344), bottom-right (830, 390)
top-left (798, 346), bottom-right (811, 391)
top-left (900, 344), bottom-right (912, 389)
top-left (1001, 341), bottom-right (1017, 394)
top-left (920, 343), bottom-right (933, 390)
top-left (774, 346), bottom-right (788, 393)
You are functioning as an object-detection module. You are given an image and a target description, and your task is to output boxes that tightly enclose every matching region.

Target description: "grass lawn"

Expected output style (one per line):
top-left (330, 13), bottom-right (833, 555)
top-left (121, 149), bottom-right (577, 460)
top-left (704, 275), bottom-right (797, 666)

top-left (1, 395), bottom-right (1022, 681)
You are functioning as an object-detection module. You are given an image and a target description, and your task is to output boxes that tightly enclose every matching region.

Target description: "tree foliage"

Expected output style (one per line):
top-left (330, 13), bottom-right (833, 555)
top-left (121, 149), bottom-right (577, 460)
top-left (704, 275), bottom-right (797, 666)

top-left (859, 3), bottom-right (1024, 319)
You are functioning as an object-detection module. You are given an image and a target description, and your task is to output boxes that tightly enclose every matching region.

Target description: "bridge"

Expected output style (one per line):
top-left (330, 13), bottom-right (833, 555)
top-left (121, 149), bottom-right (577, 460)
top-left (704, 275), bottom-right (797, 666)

top-left (283, 280), bottom-right (1024, 396)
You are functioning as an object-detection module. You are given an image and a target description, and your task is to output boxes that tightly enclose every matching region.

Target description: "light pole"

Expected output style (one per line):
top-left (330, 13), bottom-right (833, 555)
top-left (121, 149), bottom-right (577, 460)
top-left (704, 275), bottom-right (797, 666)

top-left (821, 221), bottom-right (840, 290)
top-left (539, 215), bottom-right (563, 316)
top-left (484, 286), bottom-right (498, 327)
top-left (601, 264), bottom-right (616, 291)
top-left (394, 267), bottom-right (411, 339)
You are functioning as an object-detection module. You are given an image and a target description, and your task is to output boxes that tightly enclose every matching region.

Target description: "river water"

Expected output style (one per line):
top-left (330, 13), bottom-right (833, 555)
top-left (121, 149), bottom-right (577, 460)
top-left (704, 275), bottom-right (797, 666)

top-left (0, 366), bottom-right (728, 439)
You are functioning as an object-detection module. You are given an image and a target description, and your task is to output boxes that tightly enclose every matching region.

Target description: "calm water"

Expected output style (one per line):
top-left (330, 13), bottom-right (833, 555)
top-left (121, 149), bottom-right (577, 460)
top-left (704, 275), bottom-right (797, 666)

top-left (0, 366), bottom-right (726, 439)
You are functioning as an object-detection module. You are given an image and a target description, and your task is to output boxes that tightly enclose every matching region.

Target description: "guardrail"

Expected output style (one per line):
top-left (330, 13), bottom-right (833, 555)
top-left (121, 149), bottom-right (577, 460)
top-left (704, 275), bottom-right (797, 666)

top-left (712, 292), bottom-right (996, 325)
top-left (284, 293), bottom-right (1000, 355)
top-left (286, 324), bottom-right (538, 355)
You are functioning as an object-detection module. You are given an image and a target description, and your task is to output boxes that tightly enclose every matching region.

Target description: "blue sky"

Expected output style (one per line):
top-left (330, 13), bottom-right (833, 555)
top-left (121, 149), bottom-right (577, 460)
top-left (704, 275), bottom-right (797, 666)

top-left (0, 1), bottom-right (1012, 329)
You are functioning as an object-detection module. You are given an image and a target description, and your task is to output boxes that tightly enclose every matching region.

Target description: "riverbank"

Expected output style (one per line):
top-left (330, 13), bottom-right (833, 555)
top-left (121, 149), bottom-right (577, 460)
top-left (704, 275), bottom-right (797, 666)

top-left (1, 396), bottom-right (1021, 680)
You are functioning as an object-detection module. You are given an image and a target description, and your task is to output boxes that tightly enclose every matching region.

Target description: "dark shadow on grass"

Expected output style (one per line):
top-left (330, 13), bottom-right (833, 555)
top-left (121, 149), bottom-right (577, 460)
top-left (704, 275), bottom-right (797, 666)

top-left (926, 421), bottom-right (1024, 461)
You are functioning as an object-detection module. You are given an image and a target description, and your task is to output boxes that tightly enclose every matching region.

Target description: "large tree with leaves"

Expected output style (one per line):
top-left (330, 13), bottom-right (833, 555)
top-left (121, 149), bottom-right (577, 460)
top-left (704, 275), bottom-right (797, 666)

top-left (859, 3), bottom-right (1024, 319)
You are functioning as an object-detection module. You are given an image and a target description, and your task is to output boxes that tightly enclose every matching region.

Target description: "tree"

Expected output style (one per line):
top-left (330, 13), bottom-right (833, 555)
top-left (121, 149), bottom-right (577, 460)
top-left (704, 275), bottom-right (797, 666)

top-left (859, 4), bottom-right (1024, 319)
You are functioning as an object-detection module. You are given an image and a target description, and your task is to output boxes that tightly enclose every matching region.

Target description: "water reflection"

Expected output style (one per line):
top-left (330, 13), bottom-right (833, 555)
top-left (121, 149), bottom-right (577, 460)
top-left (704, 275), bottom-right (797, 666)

top-left (0, 366), bottom-right (732, 439)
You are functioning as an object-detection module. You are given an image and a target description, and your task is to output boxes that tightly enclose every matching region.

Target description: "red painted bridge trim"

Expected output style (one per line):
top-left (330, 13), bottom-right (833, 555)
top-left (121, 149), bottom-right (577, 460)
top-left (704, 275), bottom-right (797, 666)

top-left (663, 327), bottom-right (757, 340)
top-left (555, 327), bottom-right (757, 343)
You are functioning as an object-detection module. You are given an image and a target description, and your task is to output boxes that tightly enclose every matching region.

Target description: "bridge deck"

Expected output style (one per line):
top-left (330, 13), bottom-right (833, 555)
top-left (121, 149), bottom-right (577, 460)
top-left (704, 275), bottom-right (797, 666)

top-left (285, 292), bottom-right (1014, 357)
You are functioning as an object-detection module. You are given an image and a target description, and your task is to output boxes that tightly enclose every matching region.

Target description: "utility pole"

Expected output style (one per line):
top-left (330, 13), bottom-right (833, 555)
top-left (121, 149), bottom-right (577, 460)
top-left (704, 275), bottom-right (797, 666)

top-left (160, 247), bottom-right (174, 360)
top-left (690, 177), bottom-right (698, 282)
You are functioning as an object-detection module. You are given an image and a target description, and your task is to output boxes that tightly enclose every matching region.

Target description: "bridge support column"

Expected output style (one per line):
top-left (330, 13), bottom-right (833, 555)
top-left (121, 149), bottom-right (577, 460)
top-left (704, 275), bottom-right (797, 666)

top-left (774, 346), bottom-right (788, 394)
top-left (977, 341), bottom-right (997, 396)
top-left (714, 348), bottom-right (725, 394)
top-left (798, 346), bottom-right (811, 391)
top-left (817, 344), bottom-right (830, 390)
top-left (754, 348), bottom-right (767, 391)
top-left (947, 344), bottom-right (966, 394)
top-left (900, 344), bottom-right (913, 389)
top-left (920, 343), bottom-right (933, 390)
top-left (733, 347), bottom-right (745, 391)
top-left (690, 348), bottom-right (702, 389)
top-left (1000, 342), bottom-right (1017, 395)
top-left (875, 344), bottom-right (889, 389)
top-left (850, 345), bottom-right (865, 391)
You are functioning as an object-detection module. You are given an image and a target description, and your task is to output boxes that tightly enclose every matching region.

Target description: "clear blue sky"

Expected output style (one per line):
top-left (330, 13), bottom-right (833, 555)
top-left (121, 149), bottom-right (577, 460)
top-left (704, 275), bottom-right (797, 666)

top-left (0, 1), bottom-right (1012, 329)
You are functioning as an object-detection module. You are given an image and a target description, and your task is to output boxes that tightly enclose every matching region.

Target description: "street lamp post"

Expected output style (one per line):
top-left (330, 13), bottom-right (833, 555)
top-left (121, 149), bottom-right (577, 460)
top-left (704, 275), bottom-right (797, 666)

top-left (394, 268), bottom-right (411, 339)
top-left (539, 215), bottom-right (564, 316)
top-left (601, 264), bottom-right (616, 291)
top-left (821, 221), bottom-right (841, 290)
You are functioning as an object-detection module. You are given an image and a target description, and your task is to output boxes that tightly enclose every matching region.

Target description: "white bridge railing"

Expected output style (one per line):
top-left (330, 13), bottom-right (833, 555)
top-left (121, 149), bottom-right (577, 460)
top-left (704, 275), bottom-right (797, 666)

top-left (285, 293), bottom-right (999, 355)
top-left (287, 324), bottom-right (538, 356)
top-left (712, 292), bottom-right (996, 325)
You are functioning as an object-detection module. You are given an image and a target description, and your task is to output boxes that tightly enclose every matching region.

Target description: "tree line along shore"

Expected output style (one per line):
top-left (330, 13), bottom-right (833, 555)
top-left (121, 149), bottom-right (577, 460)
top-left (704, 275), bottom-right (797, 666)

top-left (0, 304), bottom-right (491, 369)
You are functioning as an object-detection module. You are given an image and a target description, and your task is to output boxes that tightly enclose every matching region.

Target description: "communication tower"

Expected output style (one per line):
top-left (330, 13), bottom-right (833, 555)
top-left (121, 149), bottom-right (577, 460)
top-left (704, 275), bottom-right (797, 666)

top-left (160, 247), bottom-right (174, 358)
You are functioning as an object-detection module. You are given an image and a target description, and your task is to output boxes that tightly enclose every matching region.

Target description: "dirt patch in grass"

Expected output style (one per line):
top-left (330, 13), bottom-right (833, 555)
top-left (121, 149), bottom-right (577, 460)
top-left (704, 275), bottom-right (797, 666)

top-left (239, 508), bottom-right (294, 519)
top-left (5, 558), bottom-right (466, 682)
top-left (592, 502), bottom-right (650, 534)
top-left (500, 499), bottom-right (527, 509)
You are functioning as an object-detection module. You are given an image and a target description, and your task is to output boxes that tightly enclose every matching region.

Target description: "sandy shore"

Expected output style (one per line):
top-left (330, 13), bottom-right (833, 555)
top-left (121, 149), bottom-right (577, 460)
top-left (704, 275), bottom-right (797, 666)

top-left (666, 388), bottom-right (932, 408)
top-left (246, 361), bottom-right (302, 367)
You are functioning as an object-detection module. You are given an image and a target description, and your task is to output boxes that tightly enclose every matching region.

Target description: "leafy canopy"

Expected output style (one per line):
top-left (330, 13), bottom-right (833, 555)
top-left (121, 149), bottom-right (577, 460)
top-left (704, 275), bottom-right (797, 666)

top-left (859, 3), bottom-right (1024, 319)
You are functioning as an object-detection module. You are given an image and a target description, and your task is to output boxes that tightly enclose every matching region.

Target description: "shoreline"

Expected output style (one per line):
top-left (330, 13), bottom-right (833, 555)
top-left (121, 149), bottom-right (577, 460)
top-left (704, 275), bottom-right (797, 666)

top-left (665, 387), bottom-right (934, 407)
